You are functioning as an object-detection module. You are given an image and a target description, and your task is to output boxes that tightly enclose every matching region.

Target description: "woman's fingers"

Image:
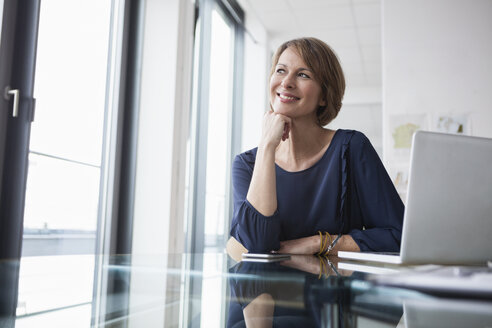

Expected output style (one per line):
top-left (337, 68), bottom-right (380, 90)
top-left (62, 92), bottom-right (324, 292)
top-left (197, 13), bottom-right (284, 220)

top-left (281, 122), bottom-right (290, 141)
top-left (261, 110), bottom-right (291, 147)
top-left (275, 113), bottom-right (291, 142)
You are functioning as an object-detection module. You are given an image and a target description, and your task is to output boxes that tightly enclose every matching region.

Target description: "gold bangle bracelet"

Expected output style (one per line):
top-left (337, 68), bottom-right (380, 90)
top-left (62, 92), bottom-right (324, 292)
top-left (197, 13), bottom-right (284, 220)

top-left (317, 231), bottom-right (324, 254)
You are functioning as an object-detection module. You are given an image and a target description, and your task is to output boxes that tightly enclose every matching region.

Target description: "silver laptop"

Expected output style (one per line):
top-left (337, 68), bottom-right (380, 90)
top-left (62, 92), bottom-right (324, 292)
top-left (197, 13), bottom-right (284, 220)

top-left (338, 131), bottom-right (492, 265)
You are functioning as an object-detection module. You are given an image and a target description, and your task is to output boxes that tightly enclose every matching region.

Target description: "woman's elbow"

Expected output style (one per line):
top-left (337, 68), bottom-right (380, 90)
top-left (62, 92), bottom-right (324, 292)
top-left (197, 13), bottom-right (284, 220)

top-left (226, 236), bottom-right (248, 262)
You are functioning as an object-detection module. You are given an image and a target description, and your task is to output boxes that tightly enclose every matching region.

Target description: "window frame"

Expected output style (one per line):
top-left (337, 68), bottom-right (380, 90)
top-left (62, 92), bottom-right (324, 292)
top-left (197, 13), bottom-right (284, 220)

top-left (186, 0), bottom-right (244, 255)
top-left (183, 0), bottom-right (244, 325)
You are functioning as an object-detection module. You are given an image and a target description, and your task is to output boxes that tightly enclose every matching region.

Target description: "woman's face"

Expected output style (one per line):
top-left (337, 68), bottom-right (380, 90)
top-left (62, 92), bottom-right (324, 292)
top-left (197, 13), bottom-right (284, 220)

top-left (269, 47), bottom-right (325, 120)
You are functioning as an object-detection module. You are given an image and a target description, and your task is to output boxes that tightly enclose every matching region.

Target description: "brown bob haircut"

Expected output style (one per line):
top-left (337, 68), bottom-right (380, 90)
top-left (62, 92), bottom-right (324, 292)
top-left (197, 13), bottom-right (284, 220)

top-left (270, 37), bottom-right (345, 126)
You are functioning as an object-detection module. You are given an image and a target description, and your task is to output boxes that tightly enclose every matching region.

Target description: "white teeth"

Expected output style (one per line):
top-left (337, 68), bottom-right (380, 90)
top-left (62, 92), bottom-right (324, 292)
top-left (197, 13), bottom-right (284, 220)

top-left (279, 94), bottom-right (297, 100)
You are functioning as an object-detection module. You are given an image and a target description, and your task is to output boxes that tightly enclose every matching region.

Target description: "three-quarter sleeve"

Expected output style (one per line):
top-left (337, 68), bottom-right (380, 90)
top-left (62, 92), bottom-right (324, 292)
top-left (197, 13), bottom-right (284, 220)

top-left (348, 133), bottom-right (404, 252)
top-left (229, 152), bottom-right (282, 252)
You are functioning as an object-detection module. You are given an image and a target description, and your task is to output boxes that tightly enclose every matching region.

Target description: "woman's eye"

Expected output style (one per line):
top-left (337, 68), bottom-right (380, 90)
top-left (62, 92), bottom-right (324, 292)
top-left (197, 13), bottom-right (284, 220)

top-left (299, 72), bottom-right (310, 78)
top-left (276, 68), bottom-right (285, 74)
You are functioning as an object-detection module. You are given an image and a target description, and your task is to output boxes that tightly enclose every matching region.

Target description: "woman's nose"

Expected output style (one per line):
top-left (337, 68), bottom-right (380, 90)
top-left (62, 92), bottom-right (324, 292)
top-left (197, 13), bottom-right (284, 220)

top-left (281, 74), bottom-right (295, 89)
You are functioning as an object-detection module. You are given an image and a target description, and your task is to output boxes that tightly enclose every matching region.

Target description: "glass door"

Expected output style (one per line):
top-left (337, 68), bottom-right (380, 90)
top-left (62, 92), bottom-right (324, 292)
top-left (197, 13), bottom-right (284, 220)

top-left (11, 0), bottom-right (114, 324)
top-left (0, 2), bottom-right (41, 324)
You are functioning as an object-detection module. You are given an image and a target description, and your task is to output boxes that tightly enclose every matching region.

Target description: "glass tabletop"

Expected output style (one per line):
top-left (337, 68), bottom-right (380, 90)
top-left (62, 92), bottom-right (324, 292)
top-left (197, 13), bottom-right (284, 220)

top-left (1, 253), bottom-right (491, 327)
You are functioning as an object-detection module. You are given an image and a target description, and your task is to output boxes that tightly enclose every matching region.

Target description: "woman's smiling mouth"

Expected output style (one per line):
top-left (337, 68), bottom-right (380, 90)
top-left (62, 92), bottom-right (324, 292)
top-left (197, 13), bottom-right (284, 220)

top-left (277, 92), bottom-right (300, 102)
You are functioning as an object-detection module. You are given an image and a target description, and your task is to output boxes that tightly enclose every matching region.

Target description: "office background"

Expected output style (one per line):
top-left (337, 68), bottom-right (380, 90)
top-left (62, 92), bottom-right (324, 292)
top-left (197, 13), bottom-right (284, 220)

top-left (0, 0), bottom-right (491, 326)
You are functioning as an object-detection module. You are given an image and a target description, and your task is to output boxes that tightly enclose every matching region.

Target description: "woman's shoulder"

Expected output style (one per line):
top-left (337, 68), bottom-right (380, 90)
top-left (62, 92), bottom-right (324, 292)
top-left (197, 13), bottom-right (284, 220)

top-left (334, 129), bottom-right (375, 160)
top-left (334, 129), bottom-right (370, 146)
top-left (335, 129), bottom-right (381, 166)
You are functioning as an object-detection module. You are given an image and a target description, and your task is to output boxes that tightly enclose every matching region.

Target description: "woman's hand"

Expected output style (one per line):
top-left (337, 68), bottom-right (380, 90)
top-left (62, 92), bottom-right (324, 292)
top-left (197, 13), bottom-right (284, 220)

top-left (277, 235), bottom-right (320, 254)
top-left (260, 110), bottom-right (291, 149)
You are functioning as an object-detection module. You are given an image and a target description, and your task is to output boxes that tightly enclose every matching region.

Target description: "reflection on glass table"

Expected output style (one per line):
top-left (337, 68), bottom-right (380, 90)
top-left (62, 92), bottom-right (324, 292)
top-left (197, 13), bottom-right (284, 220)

top-left (227, 255), bottom-right (355, 328)
top-left (1, 253), bottom-right (492, 327)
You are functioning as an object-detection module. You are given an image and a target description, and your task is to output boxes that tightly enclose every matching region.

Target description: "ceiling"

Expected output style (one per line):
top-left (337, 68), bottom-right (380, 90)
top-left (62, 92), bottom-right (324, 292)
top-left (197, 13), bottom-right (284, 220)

top-left (237, 0), bottom-right (382, 88)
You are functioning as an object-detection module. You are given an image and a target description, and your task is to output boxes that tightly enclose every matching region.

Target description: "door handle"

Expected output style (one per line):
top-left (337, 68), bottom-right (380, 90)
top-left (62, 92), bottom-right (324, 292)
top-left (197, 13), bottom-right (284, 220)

top-left (4, 86), bottom-right (20, 117)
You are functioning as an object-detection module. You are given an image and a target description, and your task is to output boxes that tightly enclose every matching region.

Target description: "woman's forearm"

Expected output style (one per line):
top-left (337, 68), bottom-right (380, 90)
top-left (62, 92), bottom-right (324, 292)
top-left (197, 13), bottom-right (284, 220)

top-left (278, 234), bottom-right (360, 255)
top-left (333, 234), bottom-right (360, 252)
top-left (246, 144), bottom-right (278, 216)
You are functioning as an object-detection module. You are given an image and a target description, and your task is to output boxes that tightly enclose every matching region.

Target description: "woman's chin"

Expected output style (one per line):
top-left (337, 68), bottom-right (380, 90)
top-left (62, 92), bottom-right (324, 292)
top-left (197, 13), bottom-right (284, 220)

top-left (271, 107), bottom-right (292, 117)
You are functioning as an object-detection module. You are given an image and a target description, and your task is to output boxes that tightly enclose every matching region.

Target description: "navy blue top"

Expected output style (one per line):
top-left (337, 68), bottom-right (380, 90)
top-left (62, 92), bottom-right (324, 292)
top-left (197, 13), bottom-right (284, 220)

top-left (230, 129), bottom-right (404, 253)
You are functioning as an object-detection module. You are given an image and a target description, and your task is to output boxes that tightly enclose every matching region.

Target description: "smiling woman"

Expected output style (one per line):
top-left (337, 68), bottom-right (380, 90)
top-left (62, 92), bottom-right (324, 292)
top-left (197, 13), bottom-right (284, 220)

top-left (270, 38), bottom-right (345, 127)
top-left (270, 47), bottom-right (325, 124)
top-left (227, 37), bottom-right (404, 258)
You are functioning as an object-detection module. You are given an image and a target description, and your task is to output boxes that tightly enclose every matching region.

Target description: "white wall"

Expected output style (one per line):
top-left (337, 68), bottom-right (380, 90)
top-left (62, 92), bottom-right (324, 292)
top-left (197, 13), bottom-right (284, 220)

top-left (329, 86), bottom-right (383, 156)
top-left (382, 0), bottom-right (492, 199)
top-left (383, 0), bottom-right (492, 157)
